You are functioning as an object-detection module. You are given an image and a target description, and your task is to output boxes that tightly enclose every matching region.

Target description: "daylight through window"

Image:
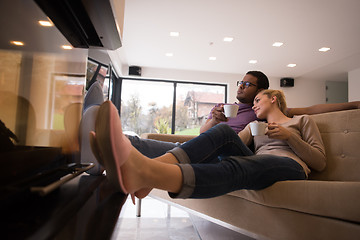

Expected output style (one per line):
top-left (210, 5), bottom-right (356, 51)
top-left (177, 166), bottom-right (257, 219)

top-left (120, 78), bottom-right (227, 136)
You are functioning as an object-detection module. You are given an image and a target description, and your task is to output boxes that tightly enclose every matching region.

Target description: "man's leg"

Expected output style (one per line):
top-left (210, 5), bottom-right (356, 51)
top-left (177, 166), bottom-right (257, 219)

top-left (127, 135), bottom-right (180, 158)
top-left (168, 124), bottom-right (253, 165)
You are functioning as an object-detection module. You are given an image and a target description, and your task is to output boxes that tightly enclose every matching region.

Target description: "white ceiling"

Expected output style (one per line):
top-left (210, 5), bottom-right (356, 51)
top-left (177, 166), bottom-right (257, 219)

top-left (116, 0), bottom-right (360, 80)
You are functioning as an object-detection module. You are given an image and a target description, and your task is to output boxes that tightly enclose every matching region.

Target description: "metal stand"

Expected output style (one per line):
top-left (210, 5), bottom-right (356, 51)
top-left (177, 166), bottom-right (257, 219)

top-left (136, 198), bottom-right (142, 217)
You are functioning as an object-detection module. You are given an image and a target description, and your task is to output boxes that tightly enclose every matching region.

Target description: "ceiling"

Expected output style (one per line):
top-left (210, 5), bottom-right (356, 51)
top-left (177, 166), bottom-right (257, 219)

top-left (116, 0), bottom-right (360, 80)
top-left (0, 0), bottom-right (86, 62)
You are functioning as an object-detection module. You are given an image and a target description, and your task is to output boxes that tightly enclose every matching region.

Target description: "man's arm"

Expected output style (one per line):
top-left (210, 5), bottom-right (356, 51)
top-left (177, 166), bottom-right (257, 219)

top-left (200, 119), bottom-right (218, 134)
top-left (286, 101), bottom-right (360, 117)
top-left (199, 106), bottom-right (228, 134)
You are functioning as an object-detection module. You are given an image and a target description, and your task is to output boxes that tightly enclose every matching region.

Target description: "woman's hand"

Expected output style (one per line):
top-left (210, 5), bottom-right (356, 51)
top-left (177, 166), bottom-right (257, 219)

top-left (266, 123), bottom-right (292, 140)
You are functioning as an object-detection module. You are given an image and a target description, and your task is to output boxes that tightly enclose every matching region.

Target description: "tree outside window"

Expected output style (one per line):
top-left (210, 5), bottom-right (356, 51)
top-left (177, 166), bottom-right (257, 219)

top-left (120, 79), bottom-right (226, 136)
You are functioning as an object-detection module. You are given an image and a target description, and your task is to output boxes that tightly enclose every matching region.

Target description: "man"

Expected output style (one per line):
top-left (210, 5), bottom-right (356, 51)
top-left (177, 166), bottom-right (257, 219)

top-left (200, 71), bottom-right (268, 134)
top-left (128, 71), bottom-right (359, 157)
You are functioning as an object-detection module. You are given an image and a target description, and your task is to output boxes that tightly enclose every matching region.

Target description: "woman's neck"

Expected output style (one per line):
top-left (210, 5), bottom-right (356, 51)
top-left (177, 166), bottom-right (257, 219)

top-left (266, 108), bottom-right (291, 124)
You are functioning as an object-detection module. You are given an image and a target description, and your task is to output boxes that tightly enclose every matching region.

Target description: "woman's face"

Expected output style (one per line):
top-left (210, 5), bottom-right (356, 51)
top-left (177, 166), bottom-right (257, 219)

top-left (252, 92), bottom-right (273, 119)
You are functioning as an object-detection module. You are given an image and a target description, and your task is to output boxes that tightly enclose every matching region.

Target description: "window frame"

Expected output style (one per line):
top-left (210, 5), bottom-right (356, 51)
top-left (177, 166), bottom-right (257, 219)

top-left (118, 76), bottom-right (228, 134)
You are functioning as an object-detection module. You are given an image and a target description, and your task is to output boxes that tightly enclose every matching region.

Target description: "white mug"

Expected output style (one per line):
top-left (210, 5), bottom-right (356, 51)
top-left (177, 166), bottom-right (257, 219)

top-left (223, 104), bottom-right (239, 118)
top-left (250, 122), bottom-right (268, 136)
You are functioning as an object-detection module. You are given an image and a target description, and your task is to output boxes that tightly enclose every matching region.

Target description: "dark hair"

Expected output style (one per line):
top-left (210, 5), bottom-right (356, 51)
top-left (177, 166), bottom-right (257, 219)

top-left (246, 71), bottom-right (269, 90)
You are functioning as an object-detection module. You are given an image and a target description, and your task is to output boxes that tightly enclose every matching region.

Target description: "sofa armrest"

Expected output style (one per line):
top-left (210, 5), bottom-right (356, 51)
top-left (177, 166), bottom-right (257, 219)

top-left (140, 133), bottom-right (196, 143)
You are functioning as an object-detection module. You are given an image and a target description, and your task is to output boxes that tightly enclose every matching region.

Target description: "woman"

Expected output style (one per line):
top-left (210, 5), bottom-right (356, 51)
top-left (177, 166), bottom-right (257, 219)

top-left (89, 89), bottom-right (326, 201)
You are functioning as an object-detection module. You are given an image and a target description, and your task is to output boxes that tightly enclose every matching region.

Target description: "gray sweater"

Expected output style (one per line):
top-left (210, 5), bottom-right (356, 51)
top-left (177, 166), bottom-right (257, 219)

top-left (238, 115), bottom-right (326, 176)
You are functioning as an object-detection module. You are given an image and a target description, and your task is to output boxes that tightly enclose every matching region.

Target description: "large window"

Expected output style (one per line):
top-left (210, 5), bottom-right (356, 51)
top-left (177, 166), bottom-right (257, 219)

top-left (120, 78), bottom-right (227, 136)
top-left (175, 83), bottom-right (225, 134)
top-left (120, 80), bottom-right (174, 135)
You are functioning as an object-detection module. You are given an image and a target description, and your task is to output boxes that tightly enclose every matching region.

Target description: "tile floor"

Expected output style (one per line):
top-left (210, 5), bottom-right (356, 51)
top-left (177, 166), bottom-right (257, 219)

top-left (112, 196), bottom-right (255, 240)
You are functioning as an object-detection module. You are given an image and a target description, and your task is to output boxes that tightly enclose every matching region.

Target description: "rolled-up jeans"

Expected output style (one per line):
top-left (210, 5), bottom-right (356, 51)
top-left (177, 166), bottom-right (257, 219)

top-left (168, 124), bottom-right (307, 199)
top-left (127, 135), bottom-right (180, 158)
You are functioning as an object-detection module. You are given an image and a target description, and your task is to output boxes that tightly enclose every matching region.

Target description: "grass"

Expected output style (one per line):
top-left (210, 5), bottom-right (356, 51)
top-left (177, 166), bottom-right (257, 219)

top-left (175, 127), bottom-right (200, 135)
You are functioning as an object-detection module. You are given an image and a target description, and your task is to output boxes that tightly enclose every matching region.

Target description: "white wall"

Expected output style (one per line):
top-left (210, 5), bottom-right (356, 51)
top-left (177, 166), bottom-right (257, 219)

top-left (348, 68), bottom-right (360, 101)
top-left (273, 76), bottom-right (326, 108)
top-left (123, 67), bottom-right (326, 108)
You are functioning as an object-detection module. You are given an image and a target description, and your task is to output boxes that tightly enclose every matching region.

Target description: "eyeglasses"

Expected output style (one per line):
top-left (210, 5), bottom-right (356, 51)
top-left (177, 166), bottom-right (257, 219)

top-left (237, 81), bottom-right (257, 88)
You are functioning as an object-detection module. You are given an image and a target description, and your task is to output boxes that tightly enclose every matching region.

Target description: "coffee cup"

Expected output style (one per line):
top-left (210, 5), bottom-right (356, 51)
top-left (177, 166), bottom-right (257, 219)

top-left (250, 122), bottom-right (268, 136)
top-left (223, 104), bottom-right (239, 118)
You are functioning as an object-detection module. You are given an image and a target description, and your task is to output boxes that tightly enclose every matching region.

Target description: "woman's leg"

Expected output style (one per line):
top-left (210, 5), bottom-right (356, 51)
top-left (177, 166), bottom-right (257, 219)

top-left (172, 155), bottom-right (307, 199)
top-left (124, 152), bottom-right (306, 199)
top-left (120, 147), bottom-right (183, 194)
top-left (168, 124), bottom-right (253, 165)
top-left (99, 122), bottom-right (248, 197)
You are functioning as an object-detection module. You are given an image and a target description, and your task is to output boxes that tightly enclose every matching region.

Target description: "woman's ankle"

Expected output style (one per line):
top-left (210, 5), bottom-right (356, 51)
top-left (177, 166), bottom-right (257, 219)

top-left (122, 147), bottom-right (150, 192)
top-left (154, 153), bottom-right (178, 164)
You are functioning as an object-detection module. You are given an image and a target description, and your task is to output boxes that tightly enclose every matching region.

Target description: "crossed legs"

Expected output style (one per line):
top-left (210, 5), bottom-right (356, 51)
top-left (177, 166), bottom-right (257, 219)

top-left (90, 101), bottom-right (306, 201)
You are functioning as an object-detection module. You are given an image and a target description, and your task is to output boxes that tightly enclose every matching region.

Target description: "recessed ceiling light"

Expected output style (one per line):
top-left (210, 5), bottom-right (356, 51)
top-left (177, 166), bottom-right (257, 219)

top-left (287, 63), bottom-right (297, 68)
top-left (319, 47), bottom-right (331, 52)
top-left (170, 32), bottom-right (180, 37)
top-left (223, 37), bottom-right (234, 42)
top-left (38, 20), bottom-right (53, 27)
top-left (62, 45), bottom-right (73, 50)
top-left (272, 42), bottom-right (284, 47)
top-left (165, 53), bottom-right (173, 57)
top-left (249, 60), bottom-right (257, 64)
top-left (10, 41), bottom-right (24, 46)
top-left (209, 56), bottom-right (216, 61)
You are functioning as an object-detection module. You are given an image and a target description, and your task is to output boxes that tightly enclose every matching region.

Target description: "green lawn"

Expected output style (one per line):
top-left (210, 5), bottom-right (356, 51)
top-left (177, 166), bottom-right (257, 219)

top-left (175, 127), bottom-right (200, 135)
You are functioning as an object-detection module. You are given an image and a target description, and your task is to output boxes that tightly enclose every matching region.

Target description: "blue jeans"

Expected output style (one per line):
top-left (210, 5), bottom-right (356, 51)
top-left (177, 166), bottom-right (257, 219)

top-left (127, 135), bottom-right (180, 158)
top-left (168, 124), bottom-right (307, 199)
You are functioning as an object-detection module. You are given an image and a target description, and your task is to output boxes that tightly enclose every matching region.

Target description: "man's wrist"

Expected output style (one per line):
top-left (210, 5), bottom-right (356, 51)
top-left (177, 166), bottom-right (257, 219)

top-left (209, 118), bottom-right (220, 125)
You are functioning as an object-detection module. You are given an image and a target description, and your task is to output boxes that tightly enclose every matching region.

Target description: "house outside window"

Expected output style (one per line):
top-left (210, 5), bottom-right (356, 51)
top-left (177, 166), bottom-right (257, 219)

top-left (120, 78), bottom-right (227, 136)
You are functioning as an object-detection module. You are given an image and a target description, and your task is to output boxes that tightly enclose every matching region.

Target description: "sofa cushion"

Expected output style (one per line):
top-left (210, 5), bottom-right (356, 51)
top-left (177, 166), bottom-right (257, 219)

top-left (309, 109), bottom-right (360, 181)
top-left (140, 133), bottom-right (195, 143)
top-left (229, 180), bottom-right (360, 223)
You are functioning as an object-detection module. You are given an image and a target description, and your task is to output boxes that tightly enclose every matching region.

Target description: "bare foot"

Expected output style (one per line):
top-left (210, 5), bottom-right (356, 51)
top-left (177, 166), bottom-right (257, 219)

top-left (91, 101), bottom-right (133, 194)
top-left (134, 188), bottom-right (153, 199)
top-left (91, 101), bottom-right (159, 199)
top-left (122, 149), bottom-right (183, 197)
top-left (120, 146), bottom-right (151, 196)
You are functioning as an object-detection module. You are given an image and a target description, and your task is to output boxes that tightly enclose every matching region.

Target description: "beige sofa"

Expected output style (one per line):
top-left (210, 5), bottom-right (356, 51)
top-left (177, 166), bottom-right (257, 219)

top-left (142, 109), bottom-right (360, 240)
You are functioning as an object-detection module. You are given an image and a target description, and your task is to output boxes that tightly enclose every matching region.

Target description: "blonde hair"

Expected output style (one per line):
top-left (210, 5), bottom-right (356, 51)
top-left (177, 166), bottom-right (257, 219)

top-left (259, 89), bottom-right (287, 114)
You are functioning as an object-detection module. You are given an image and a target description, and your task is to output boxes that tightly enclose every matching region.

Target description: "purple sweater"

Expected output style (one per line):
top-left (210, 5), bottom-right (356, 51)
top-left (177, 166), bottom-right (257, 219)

top-left (208, 103), bottom-right (257, 133)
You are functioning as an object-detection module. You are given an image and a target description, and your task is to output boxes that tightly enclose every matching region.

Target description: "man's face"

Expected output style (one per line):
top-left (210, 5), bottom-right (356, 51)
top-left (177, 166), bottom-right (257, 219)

top-left (236, 74), bottom-right (259, 104)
